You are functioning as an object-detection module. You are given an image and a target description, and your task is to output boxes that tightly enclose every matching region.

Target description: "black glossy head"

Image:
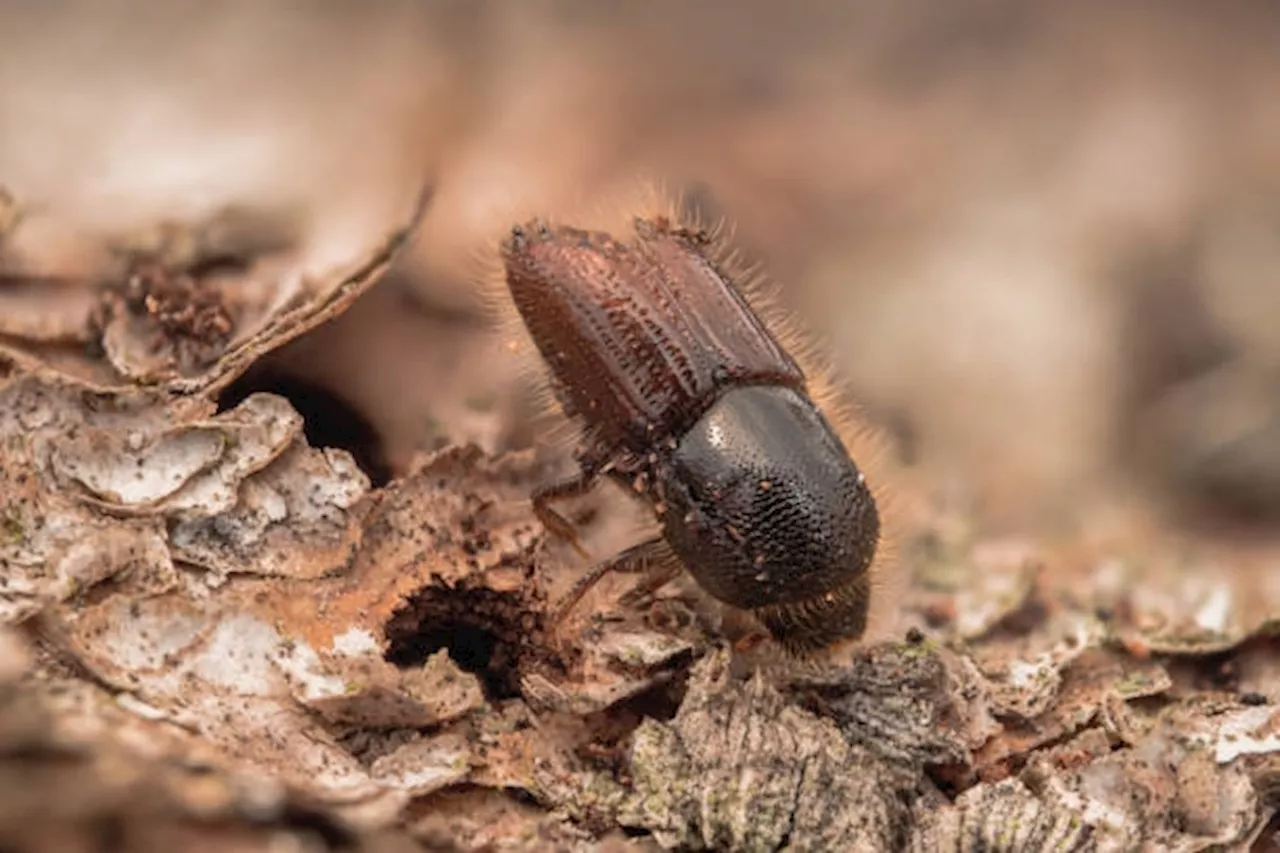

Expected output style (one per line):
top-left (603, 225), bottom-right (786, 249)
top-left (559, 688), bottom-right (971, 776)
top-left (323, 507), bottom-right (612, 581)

top-left (659, 385), bottom-right (880, 621)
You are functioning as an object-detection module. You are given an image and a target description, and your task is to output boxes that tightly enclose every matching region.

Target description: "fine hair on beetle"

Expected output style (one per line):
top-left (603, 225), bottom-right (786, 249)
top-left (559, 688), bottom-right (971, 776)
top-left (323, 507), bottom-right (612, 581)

top-left (472, 181), bottom-right (905, 658)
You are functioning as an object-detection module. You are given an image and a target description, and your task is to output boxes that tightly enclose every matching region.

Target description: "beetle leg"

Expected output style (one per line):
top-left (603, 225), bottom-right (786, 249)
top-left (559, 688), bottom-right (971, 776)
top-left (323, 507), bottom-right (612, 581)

top-left (616, 544), bottom-right (685, 610)
top-left (531, 471), bottom-right (598, 560)
top-left (551, 536), bottom-right (673, 628)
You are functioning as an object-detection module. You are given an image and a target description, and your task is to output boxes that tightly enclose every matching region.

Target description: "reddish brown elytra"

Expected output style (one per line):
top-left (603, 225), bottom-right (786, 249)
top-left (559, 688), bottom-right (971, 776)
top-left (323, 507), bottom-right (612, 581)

top-left (501, 214), bottom-right (884, 654)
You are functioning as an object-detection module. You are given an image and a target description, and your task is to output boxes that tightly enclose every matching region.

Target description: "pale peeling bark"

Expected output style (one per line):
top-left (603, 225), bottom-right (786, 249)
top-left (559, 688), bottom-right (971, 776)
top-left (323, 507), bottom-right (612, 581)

top-left (0, 351), bottom-right (1275, 851)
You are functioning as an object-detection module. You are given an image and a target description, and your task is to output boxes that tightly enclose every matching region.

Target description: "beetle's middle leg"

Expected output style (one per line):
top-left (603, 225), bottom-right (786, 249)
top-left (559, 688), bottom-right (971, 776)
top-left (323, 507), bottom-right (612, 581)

top-left (550, 536), bottom-right (675, 628)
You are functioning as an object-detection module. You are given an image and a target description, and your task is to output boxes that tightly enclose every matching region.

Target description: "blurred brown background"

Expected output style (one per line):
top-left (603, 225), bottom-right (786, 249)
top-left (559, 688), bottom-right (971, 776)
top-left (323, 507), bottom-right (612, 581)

top-left (4, 0), bottom-right (1280, 536)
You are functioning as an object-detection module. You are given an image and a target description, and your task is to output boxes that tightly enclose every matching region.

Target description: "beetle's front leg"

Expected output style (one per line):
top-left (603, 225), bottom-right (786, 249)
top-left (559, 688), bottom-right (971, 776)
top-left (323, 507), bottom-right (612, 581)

top-left (531, 470), bottom-right (598, 560)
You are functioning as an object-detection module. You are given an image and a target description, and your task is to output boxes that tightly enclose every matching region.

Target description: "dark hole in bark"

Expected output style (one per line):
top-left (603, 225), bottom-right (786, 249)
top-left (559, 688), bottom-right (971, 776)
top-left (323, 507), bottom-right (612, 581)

top-left (273, 802), bottom-right (359, 849)
top-left (391, 622), bottom-right (501, 686)
top-left (622, 668), bottom-right (690, 724)
top-left (383, 586), bottom-right (535, 701)
top-left (217, 368), bottom-right (391, 487)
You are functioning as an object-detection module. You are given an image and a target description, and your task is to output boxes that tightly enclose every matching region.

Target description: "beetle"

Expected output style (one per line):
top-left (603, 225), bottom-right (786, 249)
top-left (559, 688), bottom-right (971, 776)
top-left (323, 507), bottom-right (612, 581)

top-left (498, 208), bottom-right (893, 654)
